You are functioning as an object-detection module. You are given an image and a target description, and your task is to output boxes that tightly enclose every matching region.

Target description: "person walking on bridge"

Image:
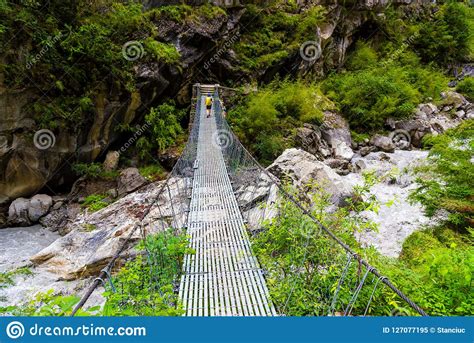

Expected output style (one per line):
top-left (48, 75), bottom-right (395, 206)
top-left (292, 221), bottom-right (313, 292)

top-left (205, 93), bottom-right (213, 118)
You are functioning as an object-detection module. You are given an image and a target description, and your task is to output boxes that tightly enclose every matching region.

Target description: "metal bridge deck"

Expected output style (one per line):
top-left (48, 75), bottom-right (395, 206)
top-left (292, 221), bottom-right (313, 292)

top-left (178, 90), bottom-right (276, 316)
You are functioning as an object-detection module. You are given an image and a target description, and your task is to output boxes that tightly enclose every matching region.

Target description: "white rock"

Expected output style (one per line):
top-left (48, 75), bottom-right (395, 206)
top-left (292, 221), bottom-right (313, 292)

top-left (267, 148), bottom-right (353, 206)
top-left (103, 151), bottom-right (120, 171)
top-left (117, 168), bottom-right (147, 196)
top-left (28, 194), bottom-right (53, 222)
top-left (332, 139), bottom-right (354, 160)
top-left (8, 198), bottom-right (31, 226)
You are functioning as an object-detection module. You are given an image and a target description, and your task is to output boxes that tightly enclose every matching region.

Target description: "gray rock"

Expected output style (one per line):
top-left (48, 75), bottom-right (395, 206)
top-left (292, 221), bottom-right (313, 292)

top-left (8, 198), bottom-right (31, 226)
top-left (359, 146), bottom-right (374, 157)
top-left (117, 168), bottom-right (147, 196)
top-left (30, 178), bottom-right (188, 279)
top-left (370, 134), bottom-right (395, 153)
top-left (418, 103), bottom-right (438, 116)
top-left (324, 158), bottom-right (349, 170)
top-left (294, 125), bottom-right (330, 159)
top-left (441, 90), bottom-right (467, 109)
top-left (267, 148), bottom-right (353, 206)
top-left (28, 194), bottom-right (53, 222)
top-left (106, 188), bottom-right (118, 199)
top-left (332, 139), bottom-right (354, 160)
top-left (103, 151), bottom-right (120, 172)
top-left (455, 110), bottom-right (465, 119)
top-left (321, 111), bottom-right (352, 146)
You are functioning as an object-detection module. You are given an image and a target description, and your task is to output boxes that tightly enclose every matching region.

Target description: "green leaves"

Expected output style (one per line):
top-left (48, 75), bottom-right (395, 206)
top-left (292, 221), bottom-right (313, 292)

top-left (142, 101), bottom-right (185, 157)
top-left (411, 119), bottom-right (474, 228)
top-left (252, 182), bottom-right (383, 315)
top-left (229, 80), bottom-right (332, 163)
top-left (102, 230), bottom-right (191, 316)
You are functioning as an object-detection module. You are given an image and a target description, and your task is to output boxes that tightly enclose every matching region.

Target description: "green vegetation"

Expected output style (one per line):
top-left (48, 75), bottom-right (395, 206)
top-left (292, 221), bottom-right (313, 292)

top-left (137, 101), bottom-right (186, 160)
top-left (395, 227), bottom-right (473, 315)
top-left (410, 119), bottom-right (474, 229)
top-left (253, 175), bottom-right (387, 315)
top-left (456, 77), bottom-right (474, 101)
top-left (254, 178), bottom-right (473, 316)
top-left (0, 230), bottom-right (192, 316)
top-left (139, 164), bottom-right (167, 181)
top-left (72, 163), bottom-right (119, 180)
top-left (82, 194), bottom-right (109, 212)
top-left (414, 1), bottom-right (473, 66)
top-left (0, 267), bottom-right (33, 289)
top-left (0, 290), bottom-right (99, 316)
top-left (229, 80), bottom-right (334, 163)
top-left (234, 4), bottom-right (325, 72)
top-left (322, 49), bottom-right (448, 130)
top-left (102, 230), bottom-right (192, 316)
top-left (1, 1), bottom-right (180, 132)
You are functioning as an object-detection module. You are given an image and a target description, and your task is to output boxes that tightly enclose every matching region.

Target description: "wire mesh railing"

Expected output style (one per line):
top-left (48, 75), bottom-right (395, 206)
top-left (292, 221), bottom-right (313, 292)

top-left (72, 84), bottom-right (427, 317)
top-left (211, 86), bottom-right (427, 316)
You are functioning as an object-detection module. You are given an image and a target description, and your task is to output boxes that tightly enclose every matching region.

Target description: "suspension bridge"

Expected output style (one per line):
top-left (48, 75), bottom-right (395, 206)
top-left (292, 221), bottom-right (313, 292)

top-left (72, 84), bottom-right (427, 317)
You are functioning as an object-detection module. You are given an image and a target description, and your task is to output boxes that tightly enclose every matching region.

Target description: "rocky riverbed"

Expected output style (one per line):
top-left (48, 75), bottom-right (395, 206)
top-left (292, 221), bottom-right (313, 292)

top-left (1, 91), bottom-right (471, 308)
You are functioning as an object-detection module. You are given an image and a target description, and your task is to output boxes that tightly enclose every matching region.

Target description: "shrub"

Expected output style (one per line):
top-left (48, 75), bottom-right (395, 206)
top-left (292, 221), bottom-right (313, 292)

top-left (322, 52), bottom-right (448, 130)
top-left (346, 42), bottom-right (378, 71)
top-left (137, 100), bottom-right (185, 160)
top-left (229, 80), bottom-right (332, 162)
top-left (0, 290), bottom-right (99, 316)
top-left (102, 230), bottom-right (193, 316)
top-left (456, 77), bottom-right (474, 101)
top-left (396, 228), bottom-right (473, 316)
top-left (410, 119), bottom-right (474, 229)
top-left (144, 38), bottom-right (180, 64)
top-left (414, 2), bottom-right (472, 65)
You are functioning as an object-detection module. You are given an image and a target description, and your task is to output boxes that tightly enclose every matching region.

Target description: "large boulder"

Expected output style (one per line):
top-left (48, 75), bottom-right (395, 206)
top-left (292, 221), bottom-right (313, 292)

top-left (8, 198), bottom-right (31, 226)
top-left (267, 148), bottom-right (353, 206)
top-left (294, 125), bottom-right (331, 158)
top-left (320, 111), bottom-right (354, 160)
top-left (117, 168), bottom-right (147, 196)
top-left (370, 134), bottom-right (395, 153)
top-left (30, 178), bottom-right (189, 280)
top-left (28, 194), bottom-right (53, 222)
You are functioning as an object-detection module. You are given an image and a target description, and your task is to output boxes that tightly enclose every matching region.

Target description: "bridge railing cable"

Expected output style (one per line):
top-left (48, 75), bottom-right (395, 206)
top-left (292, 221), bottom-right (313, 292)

top-left (71, 86), bottom-right (202, 316)
top-left (212, 86), bottom-right (428, 317)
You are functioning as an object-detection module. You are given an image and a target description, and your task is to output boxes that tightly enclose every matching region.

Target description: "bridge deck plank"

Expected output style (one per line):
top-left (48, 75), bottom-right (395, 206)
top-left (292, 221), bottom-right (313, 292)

top-left (179, 88), bottom-right (275, 316)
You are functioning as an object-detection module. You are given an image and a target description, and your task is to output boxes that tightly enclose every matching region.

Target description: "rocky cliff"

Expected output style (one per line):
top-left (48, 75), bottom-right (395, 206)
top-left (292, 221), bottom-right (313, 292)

top-left (0, 0), bottom-right (433, 216)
